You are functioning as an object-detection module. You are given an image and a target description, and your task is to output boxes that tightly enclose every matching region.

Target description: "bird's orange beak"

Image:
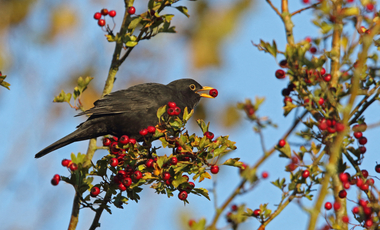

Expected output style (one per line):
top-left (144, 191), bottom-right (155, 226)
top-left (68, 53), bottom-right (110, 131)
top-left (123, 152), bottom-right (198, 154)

top-left (196, 86), bottom-right (215, 98)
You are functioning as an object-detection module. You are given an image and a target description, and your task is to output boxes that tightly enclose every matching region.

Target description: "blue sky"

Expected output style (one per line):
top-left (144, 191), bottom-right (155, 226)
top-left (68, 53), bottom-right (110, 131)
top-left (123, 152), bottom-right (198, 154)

top-left (0, 0), bottom-right (379, 229)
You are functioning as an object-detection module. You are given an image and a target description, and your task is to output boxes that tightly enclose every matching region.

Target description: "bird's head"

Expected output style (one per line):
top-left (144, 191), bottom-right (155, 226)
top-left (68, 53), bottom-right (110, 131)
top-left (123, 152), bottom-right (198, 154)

top-left (167, 79), bottom-right (215, 108)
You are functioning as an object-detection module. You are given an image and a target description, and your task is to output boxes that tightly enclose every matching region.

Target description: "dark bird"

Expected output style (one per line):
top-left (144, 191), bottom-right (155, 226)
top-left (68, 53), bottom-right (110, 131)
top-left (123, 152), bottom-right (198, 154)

top-left (35, 79), bottom-right (214, 158)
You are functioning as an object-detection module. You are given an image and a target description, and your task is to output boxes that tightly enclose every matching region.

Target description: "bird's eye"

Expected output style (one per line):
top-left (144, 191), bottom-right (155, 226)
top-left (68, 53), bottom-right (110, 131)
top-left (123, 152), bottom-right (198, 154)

top-left (189, 84), bottom-right (196, 91)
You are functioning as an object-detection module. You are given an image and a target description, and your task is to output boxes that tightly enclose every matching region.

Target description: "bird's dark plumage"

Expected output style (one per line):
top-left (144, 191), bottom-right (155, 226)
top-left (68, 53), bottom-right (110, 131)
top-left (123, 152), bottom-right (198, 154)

top-left (35, 79), bottom-right (212, 158)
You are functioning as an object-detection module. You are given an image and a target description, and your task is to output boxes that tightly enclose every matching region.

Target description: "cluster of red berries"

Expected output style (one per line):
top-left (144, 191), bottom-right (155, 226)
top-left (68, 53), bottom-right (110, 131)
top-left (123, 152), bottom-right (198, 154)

top-left (103, 135), bottom-right (137, 157)
top-left (167, 102), bottom-right (181, 116)
top-left (352, 123), bottom-right (368, 154)
top-left (226, 204), bottom-right (239, 223)
top-left (318, 118), bottom-right (345, 134)
top-left (286, 156), bottom-right (300, 172)
top-left (51, 159), bottom-right (79, 186)
top-left (139, 126), bottom-right (156, 136)
top-left (93, 8), bottom-right (117, 27)
top-left (113, 166), bottom-right (143, 191)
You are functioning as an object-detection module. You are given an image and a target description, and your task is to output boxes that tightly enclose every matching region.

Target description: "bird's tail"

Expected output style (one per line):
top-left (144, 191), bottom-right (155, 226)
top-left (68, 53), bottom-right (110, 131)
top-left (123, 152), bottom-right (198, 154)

top-left (35, 121), bottom-right (105, 158)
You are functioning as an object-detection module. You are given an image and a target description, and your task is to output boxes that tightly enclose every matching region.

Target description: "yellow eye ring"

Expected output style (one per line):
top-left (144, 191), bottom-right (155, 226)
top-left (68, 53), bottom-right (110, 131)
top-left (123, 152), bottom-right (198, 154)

top-left (189, 84), bottom-right (196, 91)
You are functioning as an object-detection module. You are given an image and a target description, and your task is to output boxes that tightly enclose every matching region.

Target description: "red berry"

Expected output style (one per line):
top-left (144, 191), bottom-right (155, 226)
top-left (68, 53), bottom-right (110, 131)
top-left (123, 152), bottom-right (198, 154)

top-left (129, 138), bottom-right (136, 145)
top-left (253, 209), bottom-right (261, 217)
top-left (133, 171), bottom-right (142, 180)
top-left (112, 136), bottom-right (118, 142)
top-left (323, 74), bottom-right (331, 82)
top-left (70, 163), bottom-right (78, 171)
top-left (367, 178), bottom-right (374, 185)
top-left (173, 106), bottom-right (181, 116)
top-left (122, 178), bottom-right (132, 187)
top-left (279, 59), bottom-right (288, 68)
top-left (356, 178), bottom-right (364, 187)
top-left (188, 182), bottom-right (195, 189)
top-left (319, 120), bottom-right (328, 130)
top-left (93, 12), bottom-right (102, 20)
top-left (309, 47), bottom-right (317, 54)
top-left (209, 89), bottom-right (218, 98)
top-left (171, 157), bottom-right (178, 165)
top-left (51, 178), bottom-right (60, 186)
top-left (365, 219), bottom-right (373, 227)
top-left (146, 159), bottom-right (154, 168)
top-left (302, 170), bottom-right (310, 178)
top-left (262, 171), bottom-right (269, 179)
top-left (128, 6), bottom-right (136, 14)
top-left (103, 138), bottom-right (111, 146)
top-left (339, 173), bottom-right (349, 183)
top-left (327, 126), bottom-right (336, 133)
top-left (167, 107), bottom-right (175, 116)
top-left (343, 182), bottom-right (350, 189)
top-left (210, 165), bottom-right (219, 174)
top-left (352, 206), bottom-right (359, 214)
top-left (324, 202), bottom-right (332, 210)
top-left (366, 3), bottom-right (374, 12)
top-left (118, 183), bottom-right (127, 191)
top-left (336, 123), bottom-right (345, 132)
top-left (139, 129), bottom-right (148, 136)
top-left (98, 19), bottom-right (106, 27)
top-left (147, 126), bottom-right (156, 134)
top-left (165, 179), bottom-right (172, 185)
top-left (109, 158), bottom-right (118, 167)
top-left (278, 139), bottom-right (286, 147)
top-left (342, 216), bottom-right (349, 223)
top-left (61, 159), bottom-right (70, 167)
top-left (109, 10), bottom-right (116, 17)
top-left (168, 102), bottom-right (176, 108)
top-left (101, 8), bottom-right (109, 15)
top-left (275, 69), bottom-right (286, 79)
top-left (90, 187), bottom-right (100, 197)
top-left (359, 199), bottom-right (368, 207)
top-left (320, 68), bottom-right (326, 75)
top-left (163, 172), bottom-right (171, 180)
top-left (204, 131), bottom-right (214, 139)
top-left (188, 220), bottom-right (195, 227)
top-left (182, 175), bottom-right (189, 181)
top-left (359, 146), bottom-right (366, 154)
top-left (284, 96), bottom-right (292, 104)
top-left (231, 204), bottom-right (238, 211)
top-left (358, 137), bottom-right (367, 145)
top-left (361, 169), bottom-right (369, 178)
top-left (118, 170), bottom-right (127, 178)
top-left (375, 164), bottom-right (380, 173)
top-left (178, 190), bottom-right (188, 200)
top-left (353, 131), bottom-right (362, 139)
top-left (338, 190), bottom-right (347, 198)
top-left (318, 98), bottom-right (324, 105)
top-left (360, 183), bottom-right (369, 191)
top-left (119, 135), bottom-right (129, 144)
top-left (333, 202), bottom-right (341, 210)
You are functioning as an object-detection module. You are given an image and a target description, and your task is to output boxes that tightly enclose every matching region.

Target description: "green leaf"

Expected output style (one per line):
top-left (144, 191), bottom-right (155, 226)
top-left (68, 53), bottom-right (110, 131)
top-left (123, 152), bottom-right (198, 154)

top-left (213, 145), bottom-right (228, 157)
top-left (73, 87), bottom-right (81, 100)
top-left (126, 41), bottom-right (138, 47)
top-left (128, 17), bottom-right (142, 30)
top-left (190, 218), bottom-right (206, 230)
top-left (53, 90), bottom-right (72, 103)
top-left (157, 105), bottom-right (167, 119)
top-left (222, 158), bottom-right (243, 168)
top-left (175, 6), bottom-right (190, 17)
top-left (196, 119), bottom-right (209, 134)
top-left (174, 163), bottom-right (189, 174)
top-left (182, 107), bottom-right (194, 121)
top-left (283, 102), bottom-right (297, 116)
top-left (172, 175), bottom-right (188, 188)
top-left (193, 188), bottom-right (210, 200)
top-left (77, 76), bottom-right (93, 93)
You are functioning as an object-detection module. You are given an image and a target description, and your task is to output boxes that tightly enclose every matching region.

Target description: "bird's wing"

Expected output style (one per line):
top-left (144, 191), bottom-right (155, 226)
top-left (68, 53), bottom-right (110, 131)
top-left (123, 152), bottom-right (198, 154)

top-left (75, 83), bottom-right (172, 117)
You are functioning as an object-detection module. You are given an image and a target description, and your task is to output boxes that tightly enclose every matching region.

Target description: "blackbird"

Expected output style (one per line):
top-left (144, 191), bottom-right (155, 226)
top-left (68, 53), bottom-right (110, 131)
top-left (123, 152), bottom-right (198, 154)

top-left (35, 78), bottom-right (214, 158)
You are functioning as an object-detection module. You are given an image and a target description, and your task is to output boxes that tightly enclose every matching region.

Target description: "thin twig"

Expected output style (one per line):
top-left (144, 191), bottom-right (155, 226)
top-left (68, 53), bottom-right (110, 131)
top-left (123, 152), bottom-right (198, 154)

top-left (291, 3), bottom-right (320, 16)
top-left (266, 0), bottom-right (281, 17)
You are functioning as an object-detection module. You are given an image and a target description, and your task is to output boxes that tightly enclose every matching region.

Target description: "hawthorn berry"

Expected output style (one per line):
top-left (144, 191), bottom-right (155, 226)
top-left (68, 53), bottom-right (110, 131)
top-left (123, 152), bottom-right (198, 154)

top-left (323, 74), bottom-right (332, 82)
top-left (204, 131), bottom-right (214, 139)
top-left (133, 171), bottom-right (142, 180)
top-left (188, 220), bottom-right (195, 227)
top-left (109, 10), bottom-right (116, 17)
top-left (318, 98), bottom-right (324, 105)
top-left (109, 158), bottom-right (118, 167)
top-left (342, 216), bottom-right (349, 223)
top-left (338, 190), bottom-right (347, 198)
top-left (320, 68), bottom-right (326, 75)
top-left (324, 202), bottom-right (332, 210)
top-left (366, 3), bottom-right (374, 12)
top-left (309, 47), bottom-right (317, 54)
top-left (210, 165), bottom-right (219, 174)
top-left (282, 88), bottom-right (291, 96)
top-left (171, 157), bottom-right (178, 165)
top-left (367, 178), bottom-right (374, 185)
top-left (275, 69), bottom-right (286, 79)
top-left (51, 174), bottom-right (60, 186)
top-left (352, 206), bottom-right (359, 214)
top-left (128, 6), bottom-right (136, 14)
top-left (178, 191), bottom-right (188, 200)
top-left (284, 96), bottom-right (292, 104)
top-left (119, 135), bottom-right (129, 144)
top-left (231, 204), bottom-right (238, 211)
top-left (336, 123), bottom-right (345, 132)
top-left (333, 202), bottom-right (341, 210)
top-left (353, 131), bottom-right (362, 139)
top-left (118, 183), bottom-right (127, 191)
top-left (70, 163), bottom-right (78, 171)
top-left (262, 171), bottom-right (269, 179)
top-left (302, 170), bottom-right (310, 178)
top-left (182, 175), bottom-right (189, 181)
top-left (305, 37), bottom-right (312, 43)
top-left (103, 138), bottom-right (111, 146)
top-left (90, 187), bottom-right (100, 197)
top-left (188, 182), bottom-right (195, 190)
top-left (101, 8), bottom-right (108, 15)
top-left (173, 106), bottom-right (181, 115)
top-left (319, 119), bottom-right (328, 130)
top-left (61, 159), bottom-right (70, 167)
top-left (375, 164), bottom-right (380, 173)
top-left (146, 159), bottom-right (154, 168)
top-left (112, 136), bottom-right (118, 142)
top-left (93, 12), bottom-right (102, 20)
top-left (356, 178), bottom-right (364, 187)
top-left (253, 209), bottom-right (261, 217)
top-left (139, 129), bottom-right (148, 136)
top-left (209, 89), bottom-right (218, 98)
top-left (343, 182), bottom-right (350, 189)
top-left (359, 146), bottom-right (366, 154)
top-left (359, 199), bottom-right (368, 207)
top-left (365, 219), bottom-right (373, 227)
top-left (361, 169), bottom-right (369, 178)
top-left (129, 138), bottom-right (136, 145)
top-left (122, 177), bottom-right (132, 187)
top-left (163, 172), bottom-right (171, 180)
top-left (302, 0), bottom-right (310, 4)
top-left (147, 126), bottom-right (156, 134)
top-left (98, 19), bottom-right (106, 27)
top-left (361, 183), bottom-right (369, 191)
top-left (167, 107), bottom-right (175, 116)
top-left (339, 173), bottom-right (349, 183)
top-left (278, 139), bottom-right (286, 148)
top-left (358, 137), bottom-right (367, 145)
